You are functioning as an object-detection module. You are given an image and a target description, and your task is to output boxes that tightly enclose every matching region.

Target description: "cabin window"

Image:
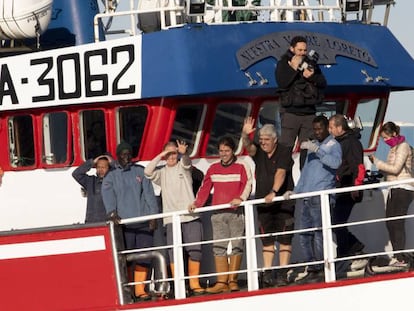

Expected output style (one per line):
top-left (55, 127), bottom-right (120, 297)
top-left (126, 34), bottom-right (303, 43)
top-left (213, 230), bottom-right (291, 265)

top-left (80, 110), bottom-right (107, 159)
top-left (256, 100), bottom-right (346, 147)
top-left (317, 100), bottom-right (347, 117)
top-left (206, 102), bottom-right (251, 156)
top-left (355, 98), bottom-right (382, 149)
top-left (117, 106), bottom-right (148, 158)
top-left (8, 115), bottom-right (35, 167)
top-left (171, 104), bottom-right (206, 156)
top-left (42, 112), bottom-right (70, 165)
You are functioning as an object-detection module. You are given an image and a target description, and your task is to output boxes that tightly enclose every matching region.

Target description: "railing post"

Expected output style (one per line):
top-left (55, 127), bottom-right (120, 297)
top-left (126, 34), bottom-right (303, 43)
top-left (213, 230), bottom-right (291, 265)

top-left (128, 0), bottom-right (136, 35)
top-left (244, 202), bottom-right (259, 290)
top-left (168, 0), bottom-right (177, 27)
top-left (108, 221), bottom-right (128, 305)
top-left (171, 213), bottom-right (186, 298)
top-left (320, 193), bottom-right (336, 282)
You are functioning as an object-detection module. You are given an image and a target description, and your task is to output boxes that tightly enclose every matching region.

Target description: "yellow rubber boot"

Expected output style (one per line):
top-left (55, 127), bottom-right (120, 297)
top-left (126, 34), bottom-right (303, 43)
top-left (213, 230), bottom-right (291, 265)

top-left (188, 259), bottom-right (205, 296)
top-left (206, 256), bottom-right (230, 294)
top-left (170, 263), bottom-right (175, 278)
top-left (134, 265), bottom-right (150, 301)
top-left (228, 254), bottom-right (242, 291)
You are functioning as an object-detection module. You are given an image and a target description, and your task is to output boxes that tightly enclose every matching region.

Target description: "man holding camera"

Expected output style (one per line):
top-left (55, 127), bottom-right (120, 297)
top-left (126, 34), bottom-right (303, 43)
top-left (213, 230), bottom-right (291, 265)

top-left (276, 35), bottom-right (327, 169)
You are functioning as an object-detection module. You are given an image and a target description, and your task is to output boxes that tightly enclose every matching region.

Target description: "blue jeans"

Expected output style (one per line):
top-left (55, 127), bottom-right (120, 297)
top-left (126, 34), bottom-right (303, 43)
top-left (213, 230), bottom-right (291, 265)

top-left (298, 197), bottom-right (323, 271)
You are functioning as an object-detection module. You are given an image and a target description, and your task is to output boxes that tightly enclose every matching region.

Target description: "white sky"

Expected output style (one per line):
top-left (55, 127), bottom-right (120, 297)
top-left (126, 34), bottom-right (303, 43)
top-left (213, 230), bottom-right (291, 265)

top-left (380, 1), bottom-right (414, 123)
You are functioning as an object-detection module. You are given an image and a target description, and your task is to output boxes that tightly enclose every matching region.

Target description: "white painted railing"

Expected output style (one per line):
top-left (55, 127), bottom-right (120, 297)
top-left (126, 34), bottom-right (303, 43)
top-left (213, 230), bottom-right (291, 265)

top-left (94, 0), bottom-right (394, 42)
top-left (114, 177), bottom-right (414, 302)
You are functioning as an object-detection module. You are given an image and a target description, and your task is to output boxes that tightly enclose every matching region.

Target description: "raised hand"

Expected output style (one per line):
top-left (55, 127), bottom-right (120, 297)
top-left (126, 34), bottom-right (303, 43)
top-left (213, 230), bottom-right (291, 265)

top-left (94, 154), bottom-right (113, 164)
top-left (243, 117), bottom-right (256, 135)
top-left (176, 140), bottom-right (188, 155)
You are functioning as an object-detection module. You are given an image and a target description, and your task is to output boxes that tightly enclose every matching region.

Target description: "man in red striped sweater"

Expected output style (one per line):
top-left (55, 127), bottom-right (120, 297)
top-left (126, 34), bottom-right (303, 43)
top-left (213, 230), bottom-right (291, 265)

top-left (189, 136), bottom-right (253, 294)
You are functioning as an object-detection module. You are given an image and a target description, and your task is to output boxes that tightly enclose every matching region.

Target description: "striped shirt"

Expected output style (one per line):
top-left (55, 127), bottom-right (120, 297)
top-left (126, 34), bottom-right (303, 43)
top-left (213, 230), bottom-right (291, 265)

top-left (194, 158), bottom-right (252, 208)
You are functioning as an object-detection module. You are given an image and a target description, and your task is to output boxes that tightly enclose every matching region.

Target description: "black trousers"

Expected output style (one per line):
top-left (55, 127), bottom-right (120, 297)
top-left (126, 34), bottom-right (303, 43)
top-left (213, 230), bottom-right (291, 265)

top-left (386, 188), bottom-right (413, 260)
top-left (332, 193), bottom-right (364, 257)
top-left (279, 112), bottom-right (315, 170)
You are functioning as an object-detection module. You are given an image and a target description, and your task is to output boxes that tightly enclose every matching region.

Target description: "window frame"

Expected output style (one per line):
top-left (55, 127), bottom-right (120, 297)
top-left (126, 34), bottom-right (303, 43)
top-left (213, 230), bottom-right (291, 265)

top-left (40, 110), bottom-right (73, 168)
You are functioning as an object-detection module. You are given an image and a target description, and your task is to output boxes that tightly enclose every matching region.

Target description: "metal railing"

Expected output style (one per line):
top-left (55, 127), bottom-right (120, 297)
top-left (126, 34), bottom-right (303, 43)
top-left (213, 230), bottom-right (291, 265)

top-left (110, 176), bottom-right (414, 303)
top-left (95, 0), bottom-right (395, 42)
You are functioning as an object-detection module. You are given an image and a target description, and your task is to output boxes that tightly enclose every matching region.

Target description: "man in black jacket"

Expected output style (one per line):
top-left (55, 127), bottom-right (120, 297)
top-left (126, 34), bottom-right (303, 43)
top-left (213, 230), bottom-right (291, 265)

top-left (329, 114), bottom-right (366, 263)
top-left (72, 154), bottom-right (113, 223)
top-left (276, 36), bottom-right (327, 169)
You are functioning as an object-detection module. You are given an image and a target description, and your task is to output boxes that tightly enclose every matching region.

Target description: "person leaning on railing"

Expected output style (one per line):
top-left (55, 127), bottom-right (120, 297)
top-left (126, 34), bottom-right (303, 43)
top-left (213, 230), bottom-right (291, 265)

top-left (242, 117), bottom-right (295, 288)
top-left (188, 136), bottom-right (253, 294)
top-left (284, 115), bottom-right (342, 284)
top-left (328, 114), bottom-right (366, 263)
top-left (369, 121), bottom-right (414, 268)
top-left (144, 140), bottom-right (205, 296)
top-left (102, 141), bottom-right (159, 301)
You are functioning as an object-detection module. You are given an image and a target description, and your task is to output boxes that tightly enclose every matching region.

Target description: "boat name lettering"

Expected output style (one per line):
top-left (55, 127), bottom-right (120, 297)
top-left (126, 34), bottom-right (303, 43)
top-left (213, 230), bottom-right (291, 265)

top-left (238, 39), bottom-right (282, 62)
top-left (0, 43), bottom-right (138, 108)
top-left (237, 31), bottom-right (377, 70)
top-left (325, 39), bottom-right (372, 63)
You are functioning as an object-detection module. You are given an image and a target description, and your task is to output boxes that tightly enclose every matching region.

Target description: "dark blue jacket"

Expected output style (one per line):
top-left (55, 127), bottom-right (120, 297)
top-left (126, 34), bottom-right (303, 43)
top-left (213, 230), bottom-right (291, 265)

top-left (72, 159), bottom-right (108, 223)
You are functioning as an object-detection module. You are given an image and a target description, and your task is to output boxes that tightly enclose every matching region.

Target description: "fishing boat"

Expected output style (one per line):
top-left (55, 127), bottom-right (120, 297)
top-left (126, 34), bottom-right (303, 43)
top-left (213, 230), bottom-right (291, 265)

top-left (0, 0), bottom-right (414, 310)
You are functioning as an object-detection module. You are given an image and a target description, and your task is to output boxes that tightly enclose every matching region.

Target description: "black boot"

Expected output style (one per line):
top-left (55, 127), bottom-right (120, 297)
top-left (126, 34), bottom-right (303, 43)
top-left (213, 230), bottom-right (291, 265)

top-left (260, 270), bottom-right (274, 288)
top-left (275, 268), bottom-right (288, 287)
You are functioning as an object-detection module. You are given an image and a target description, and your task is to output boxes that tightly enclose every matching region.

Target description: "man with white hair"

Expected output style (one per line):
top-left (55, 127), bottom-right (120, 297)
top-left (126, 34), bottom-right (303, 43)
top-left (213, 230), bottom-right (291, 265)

top-left (242, 117), bottom-right (295, 287)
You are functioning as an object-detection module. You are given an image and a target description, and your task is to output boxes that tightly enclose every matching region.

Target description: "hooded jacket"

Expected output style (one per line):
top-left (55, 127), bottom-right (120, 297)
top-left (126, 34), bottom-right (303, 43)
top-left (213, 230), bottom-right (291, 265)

top-left (335, 130), bottom-right (365, 188)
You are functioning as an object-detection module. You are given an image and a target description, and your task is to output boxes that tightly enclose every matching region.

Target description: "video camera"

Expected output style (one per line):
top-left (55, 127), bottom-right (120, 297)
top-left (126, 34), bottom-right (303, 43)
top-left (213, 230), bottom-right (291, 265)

top-left (345, 115), bottom-right (363, 131)
top-left (297, 50), bottom-right (319, 71)
top-left (364, 170), bottom-right (383, 184)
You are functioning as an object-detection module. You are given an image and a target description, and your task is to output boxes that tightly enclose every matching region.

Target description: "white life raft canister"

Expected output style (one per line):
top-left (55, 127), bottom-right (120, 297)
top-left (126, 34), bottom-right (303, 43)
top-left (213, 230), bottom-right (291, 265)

top-left (0, 0), bottom-right (53, 39)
